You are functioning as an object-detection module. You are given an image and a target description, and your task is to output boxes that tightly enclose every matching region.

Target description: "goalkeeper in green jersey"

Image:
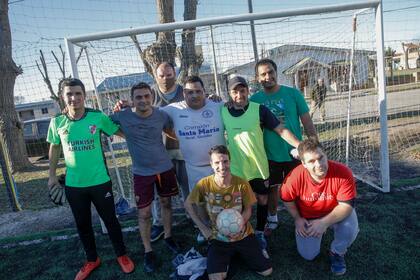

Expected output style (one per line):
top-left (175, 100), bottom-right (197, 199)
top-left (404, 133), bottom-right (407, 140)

top-left (47, 78), bottom-right (134, 280)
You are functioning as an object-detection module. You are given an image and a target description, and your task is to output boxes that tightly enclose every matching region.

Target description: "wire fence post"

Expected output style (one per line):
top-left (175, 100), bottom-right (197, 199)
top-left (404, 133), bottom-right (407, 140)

top-left (248, 0), bottom-right (259, 62)
top-left (209, 25), bottom-right (221, 97)
top-left (0, 129), bottom-right (22, 212)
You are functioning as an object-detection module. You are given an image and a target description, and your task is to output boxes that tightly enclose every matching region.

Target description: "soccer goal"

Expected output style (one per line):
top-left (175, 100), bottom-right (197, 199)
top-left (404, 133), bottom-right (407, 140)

top-left (64, 0), bottom-right (391, 192)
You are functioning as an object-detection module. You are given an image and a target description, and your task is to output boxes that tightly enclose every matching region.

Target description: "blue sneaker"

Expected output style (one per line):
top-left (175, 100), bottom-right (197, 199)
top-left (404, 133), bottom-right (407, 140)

top-left (255, 231), bottom-right (267, 250)
top-left (150, 225), bottom-right (164, 242)
top-left (329, 251), bottom-right (346, 275)
top-left (143, 251), bottom-right (156, 273)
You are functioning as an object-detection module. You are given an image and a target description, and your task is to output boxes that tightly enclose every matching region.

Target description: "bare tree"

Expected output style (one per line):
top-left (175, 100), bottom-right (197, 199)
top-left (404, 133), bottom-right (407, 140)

top-left (0, 0), bottom-right (31, 171)
top-left (385, 46), bottom-right (396, 82)
top-left (177, 0), bottom-right (203, 83)
top-left (401, 43), bottom-right (410, 70)
top-left (131, 0), bottom-right (202, 82)
top-left (36, 46), bottom-right (67, 110)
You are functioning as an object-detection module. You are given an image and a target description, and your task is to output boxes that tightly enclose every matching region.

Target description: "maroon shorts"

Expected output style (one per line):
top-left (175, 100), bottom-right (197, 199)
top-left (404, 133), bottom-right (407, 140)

top-left (133, 169), bottom-right (178, 209)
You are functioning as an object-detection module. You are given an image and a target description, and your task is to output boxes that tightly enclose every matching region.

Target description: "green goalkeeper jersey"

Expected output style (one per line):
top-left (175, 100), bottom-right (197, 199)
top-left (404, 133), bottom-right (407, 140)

top-left (47, 108), bottom-right (119, 187)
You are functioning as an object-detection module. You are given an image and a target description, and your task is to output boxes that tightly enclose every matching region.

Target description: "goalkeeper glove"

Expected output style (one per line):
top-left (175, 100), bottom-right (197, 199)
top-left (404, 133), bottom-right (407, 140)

top-left (49, 179), bottom-right (66, 206)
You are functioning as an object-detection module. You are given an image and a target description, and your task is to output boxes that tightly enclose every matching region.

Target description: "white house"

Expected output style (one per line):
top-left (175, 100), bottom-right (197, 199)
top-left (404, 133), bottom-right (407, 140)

top-left (15, 100), bottom-right (60, 121)
top-left (222, 44), bottom-right (375, 96)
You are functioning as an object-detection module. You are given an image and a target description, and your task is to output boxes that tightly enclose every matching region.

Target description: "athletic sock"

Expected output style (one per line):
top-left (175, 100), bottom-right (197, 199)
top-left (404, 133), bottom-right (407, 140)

top-left (256, 204), bottom-right (268, 231)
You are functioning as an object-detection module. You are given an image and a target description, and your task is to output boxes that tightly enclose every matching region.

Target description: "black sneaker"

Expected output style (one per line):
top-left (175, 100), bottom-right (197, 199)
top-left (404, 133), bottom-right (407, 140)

top-left (164, 237), bottom-right (180, 255)
top-left (144, 251), bottom-right (156, 273)
top-left (150, 225), bottom-right (164, 243)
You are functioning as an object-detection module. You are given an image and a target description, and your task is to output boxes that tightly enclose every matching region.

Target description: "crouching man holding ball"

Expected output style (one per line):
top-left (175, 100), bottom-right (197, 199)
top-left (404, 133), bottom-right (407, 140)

top-left (184, 145), bottom-right (272, 280)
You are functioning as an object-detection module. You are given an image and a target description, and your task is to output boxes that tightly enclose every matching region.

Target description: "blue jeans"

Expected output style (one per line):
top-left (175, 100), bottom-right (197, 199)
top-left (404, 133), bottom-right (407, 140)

top-left (296, 209), bottom-right (359, 260)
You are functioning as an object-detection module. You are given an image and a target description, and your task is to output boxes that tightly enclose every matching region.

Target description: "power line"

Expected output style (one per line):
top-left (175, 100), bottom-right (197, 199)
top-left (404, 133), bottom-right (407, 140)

top-left (9, 0), bottom-right (26, 5)
top-left (384, 4), bottom-right (420, 13)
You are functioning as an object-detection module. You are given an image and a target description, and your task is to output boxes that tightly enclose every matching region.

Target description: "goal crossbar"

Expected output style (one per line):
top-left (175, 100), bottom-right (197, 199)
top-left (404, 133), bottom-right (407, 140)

top-left (64, 0), bottom-right (390, 193)
top-left (66, 0), bottom-right (380, 43)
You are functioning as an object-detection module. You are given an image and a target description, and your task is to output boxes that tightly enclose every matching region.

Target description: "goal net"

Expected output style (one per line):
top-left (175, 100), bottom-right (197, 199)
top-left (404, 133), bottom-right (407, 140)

top-left (66, 2), bottom-right (394, 196)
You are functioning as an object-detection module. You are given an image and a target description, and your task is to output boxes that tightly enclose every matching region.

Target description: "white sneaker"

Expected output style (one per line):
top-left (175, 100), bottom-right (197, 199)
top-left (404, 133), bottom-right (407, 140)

top-left (196, 232), bottom-right (206, 244)
top-left (266, 221), bottom-right (278, 231)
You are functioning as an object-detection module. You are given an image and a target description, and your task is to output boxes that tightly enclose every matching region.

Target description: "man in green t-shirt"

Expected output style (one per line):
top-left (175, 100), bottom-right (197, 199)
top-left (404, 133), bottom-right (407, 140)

top-left (47, 78), bottom-right (134, 280)
top-left (250, 58), bottom-right (318, 235)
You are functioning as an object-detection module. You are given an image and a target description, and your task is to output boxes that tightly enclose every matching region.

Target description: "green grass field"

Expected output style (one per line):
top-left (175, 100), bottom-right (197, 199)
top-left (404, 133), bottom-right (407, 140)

top-left (1, 182), bottom-right (419, 280)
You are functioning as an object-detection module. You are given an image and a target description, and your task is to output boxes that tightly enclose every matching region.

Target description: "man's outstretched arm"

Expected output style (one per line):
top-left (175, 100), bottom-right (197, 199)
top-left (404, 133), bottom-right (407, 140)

top-left (283, 201), bottom-right (310, 237)
top-left (48, 144), bottom-right (62, 187)
top-left (306, 202), bottom-right (353, 238)
top-left (184, 198), bottom-right (212, 240)
top-left (274, 124), bottom-right (301, 148)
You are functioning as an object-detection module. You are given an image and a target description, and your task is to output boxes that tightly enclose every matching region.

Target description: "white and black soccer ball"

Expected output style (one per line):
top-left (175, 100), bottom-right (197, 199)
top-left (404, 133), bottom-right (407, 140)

top-left (216, 208), bottom-right (244, 237)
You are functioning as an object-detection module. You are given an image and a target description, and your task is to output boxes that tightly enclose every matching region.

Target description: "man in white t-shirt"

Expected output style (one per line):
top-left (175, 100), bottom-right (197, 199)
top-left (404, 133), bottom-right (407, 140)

top-left (161, 75), bottom-right (225, 192)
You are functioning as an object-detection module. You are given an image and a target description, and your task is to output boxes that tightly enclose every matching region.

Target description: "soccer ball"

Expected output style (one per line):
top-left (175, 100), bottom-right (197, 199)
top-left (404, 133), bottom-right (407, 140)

top-left (216, 208), bottom-right (244, 237)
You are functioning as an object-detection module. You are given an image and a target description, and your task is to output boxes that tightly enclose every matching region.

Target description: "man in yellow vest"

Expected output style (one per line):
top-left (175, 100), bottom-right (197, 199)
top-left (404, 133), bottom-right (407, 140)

top-left (221, 76), bottom-right (300, 252)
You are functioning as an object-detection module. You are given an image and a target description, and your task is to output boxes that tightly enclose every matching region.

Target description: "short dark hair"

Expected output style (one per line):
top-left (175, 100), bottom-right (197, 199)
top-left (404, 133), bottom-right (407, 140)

top-left (59, 78), bottom-right (86, 94)
top-left (130, 82), bottom-right (152, 99)
top-left (255, 58), bottom-right (278, 75)
top-left (156, 61), bottom-right (176, 72)
top-left (297, 139), bottom-right (323, 160)
top-left (209, 145), bottom-right (230, 159)
top-left (184, 75), bottom-right (204, 88)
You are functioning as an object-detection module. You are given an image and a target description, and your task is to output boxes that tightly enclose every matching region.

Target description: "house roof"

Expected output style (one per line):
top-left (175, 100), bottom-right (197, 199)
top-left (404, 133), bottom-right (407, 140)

top-left (283, 57), bottom-right (331, 75)
top-left (266, 44), bottom-right (375, 57)
top-left (223, 44), bottom-right (375, 74)
top-left (96, 72), bottom-right (154, 93)
top-left (96, 64), bottom-right (213, 93)
top-left (15, 100), bottom-right (56, 110)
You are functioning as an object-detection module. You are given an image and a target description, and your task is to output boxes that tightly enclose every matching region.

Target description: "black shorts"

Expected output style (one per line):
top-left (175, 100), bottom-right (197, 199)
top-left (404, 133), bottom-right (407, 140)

top-left (249, 178), bottom-right (270, 195)
top-left (207, 234), bottom-right (272, 274)
top-left (268, 159), bottom-right (301, 187)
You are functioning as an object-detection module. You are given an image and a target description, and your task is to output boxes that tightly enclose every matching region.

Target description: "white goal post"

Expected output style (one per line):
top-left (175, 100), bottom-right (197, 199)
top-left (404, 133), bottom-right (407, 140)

top-left (64, 0), bottom-right (390, 192)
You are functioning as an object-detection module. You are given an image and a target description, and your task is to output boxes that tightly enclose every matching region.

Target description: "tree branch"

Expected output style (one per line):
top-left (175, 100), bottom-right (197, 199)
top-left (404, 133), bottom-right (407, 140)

top-left (75, 47), bottom-right (84, 64)
top-left (130, 35), bottom-right (154, 76)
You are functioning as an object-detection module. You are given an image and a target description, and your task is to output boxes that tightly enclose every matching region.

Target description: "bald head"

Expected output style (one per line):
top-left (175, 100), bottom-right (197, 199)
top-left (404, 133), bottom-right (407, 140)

top-left (155, 62), bottom-right (177, 92)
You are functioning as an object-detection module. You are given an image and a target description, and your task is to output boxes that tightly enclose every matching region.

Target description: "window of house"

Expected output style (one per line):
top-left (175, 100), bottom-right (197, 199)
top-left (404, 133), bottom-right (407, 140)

top-left (41, 108), bottom-right (48, 114)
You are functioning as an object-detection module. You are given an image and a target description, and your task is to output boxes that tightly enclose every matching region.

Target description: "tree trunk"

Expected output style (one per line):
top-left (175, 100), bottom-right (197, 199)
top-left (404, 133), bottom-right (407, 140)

top-left (401, 43), bottom-right (409, 70)
top-left (177, 0), bottom-right (203, 84)
top-left (0, 0), bottom-right (31, 172)
top-left (141, 0), bottom-right (176, 77)
top-left (133, 0), bottom-right (201, 82)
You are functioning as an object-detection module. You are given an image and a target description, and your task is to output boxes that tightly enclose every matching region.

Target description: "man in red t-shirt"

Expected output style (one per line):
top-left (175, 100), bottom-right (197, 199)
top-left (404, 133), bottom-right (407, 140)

top-left (280, 139), bottom-right (359, 276)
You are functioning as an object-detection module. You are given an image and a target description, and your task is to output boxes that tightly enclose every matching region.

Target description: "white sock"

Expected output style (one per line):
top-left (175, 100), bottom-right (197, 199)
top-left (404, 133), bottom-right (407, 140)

top-left (267, 214), bottom-right (278, 223)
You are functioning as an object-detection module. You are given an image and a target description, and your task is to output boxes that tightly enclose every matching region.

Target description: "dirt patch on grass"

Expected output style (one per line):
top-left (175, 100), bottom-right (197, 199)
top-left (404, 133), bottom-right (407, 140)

top-left (0, 207), bottom-right (75, 239)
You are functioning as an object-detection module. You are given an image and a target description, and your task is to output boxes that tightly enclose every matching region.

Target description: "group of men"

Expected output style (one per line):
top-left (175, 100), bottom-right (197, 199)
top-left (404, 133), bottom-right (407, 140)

top-left (47, 59), bottom-right (359, 280)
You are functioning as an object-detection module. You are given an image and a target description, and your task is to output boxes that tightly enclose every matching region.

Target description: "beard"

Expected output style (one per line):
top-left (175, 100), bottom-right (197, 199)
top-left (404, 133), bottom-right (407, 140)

top-left (160, 78), bottom-right (176, 91)
top-left (261, 80), bottom-right (276, 90)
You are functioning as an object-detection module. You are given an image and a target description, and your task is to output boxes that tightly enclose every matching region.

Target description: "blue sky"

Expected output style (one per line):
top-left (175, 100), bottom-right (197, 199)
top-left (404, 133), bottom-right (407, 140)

top-left (8, 0), bottom-right (420, 101)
